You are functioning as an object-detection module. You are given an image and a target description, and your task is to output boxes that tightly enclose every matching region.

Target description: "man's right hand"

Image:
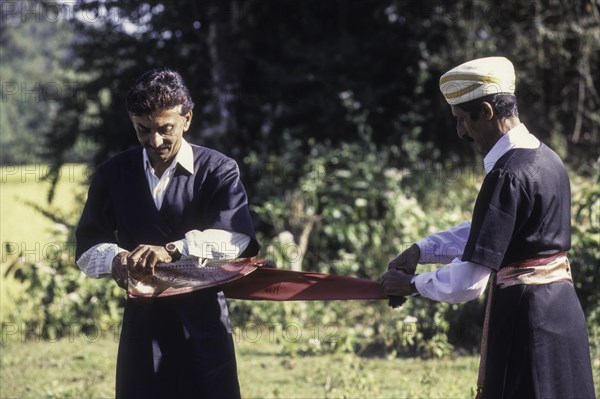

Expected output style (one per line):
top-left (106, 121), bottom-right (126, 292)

top-left (386, 243), bottom-right (420, 308)
top-left (111, 251), bottom-right (129, 289)
top-left (387, 243), bottom-right (420, 274)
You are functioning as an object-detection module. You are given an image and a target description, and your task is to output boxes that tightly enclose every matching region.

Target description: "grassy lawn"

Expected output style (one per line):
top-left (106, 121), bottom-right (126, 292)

top-left (2, 321), bottom-right (598, 398)
top-left (0, 337), bottom-right (116, 399)
top-left (0, 163), bottom-right (87, 263)
top-left (0, 334), bottom-right (480, 399)
top-left (237, 340), bottom-right (479, 398)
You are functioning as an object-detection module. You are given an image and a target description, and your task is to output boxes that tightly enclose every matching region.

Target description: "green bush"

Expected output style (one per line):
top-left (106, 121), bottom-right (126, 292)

top-left (241, 135), bottom-right (481, 358)
top-left (569, 161), bottom-right (600, 361)
top-left (3, 229), bottom-right (124, 340)
top-left (570, 164), bottom-right (600, 318)
top-left (241, 141), bottom-right (599, 359)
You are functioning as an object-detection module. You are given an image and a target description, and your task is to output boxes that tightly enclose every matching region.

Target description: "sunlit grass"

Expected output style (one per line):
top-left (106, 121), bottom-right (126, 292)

top-left (0, 335), bottom-right (480, 399)
top-left (0, 163), bottom-right (88, 252)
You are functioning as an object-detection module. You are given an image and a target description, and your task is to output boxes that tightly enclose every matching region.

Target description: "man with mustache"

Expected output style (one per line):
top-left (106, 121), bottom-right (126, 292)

top-left (381, 57), bottom-right (595, 398)
top-left (75, 68), bottom-right (259, 398)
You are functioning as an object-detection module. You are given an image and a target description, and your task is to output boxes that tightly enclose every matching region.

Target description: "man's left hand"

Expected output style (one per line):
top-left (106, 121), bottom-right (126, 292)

top-left (126, 244), bottom-right (173, 276)
top-left (381, 269), bottom-right (416, 297)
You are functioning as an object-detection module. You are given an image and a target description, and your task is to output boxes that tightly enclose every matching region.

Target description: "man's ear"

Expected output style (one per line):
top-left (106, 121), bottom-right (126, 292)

top-left (183, 111), bottom-right (193, 132)
top-left (480, 102), bottom-right (494, 120)
top-left (129, 113), bottom-right (140, 132)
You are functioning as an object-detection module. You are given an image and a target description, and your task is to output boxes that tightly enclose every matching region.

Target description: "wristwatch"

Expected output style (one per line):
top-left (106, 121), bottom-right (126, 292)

top-left (165, 242), bottom-right (182, 261)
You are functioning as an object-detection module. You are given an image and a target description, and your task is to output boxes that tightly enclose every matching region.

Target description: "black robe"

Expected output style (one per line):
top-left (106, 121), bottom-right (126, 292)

top-left (76, 145), bottom-right (259, 399)
top-left (462, 144), bottom-right (595, 398)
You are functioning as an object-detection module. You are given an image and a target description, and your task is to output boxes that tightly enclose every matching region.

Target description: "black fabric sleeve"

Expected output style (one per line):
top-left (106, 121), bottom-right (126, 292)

top-left (461, 169), bottom-right (531, 270)
top-left (75, 167), bottom-right (118, 259)
top-left (203, 159), bottom-right (260, 256)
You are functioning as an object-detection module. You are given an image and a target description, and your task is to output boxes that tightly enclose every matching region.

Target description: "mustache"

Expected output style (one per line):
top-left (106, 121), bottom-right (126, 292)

top-left (146, 144), bottom-right (172, 150)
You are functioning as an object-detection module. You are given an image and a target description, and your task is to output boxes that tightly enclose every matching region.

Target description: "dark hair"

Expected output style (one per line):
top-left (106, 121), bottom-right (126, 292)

top-left (458, 94), bottom-right (518, 121)
top-left (126, 68), bottom-right (194, 116)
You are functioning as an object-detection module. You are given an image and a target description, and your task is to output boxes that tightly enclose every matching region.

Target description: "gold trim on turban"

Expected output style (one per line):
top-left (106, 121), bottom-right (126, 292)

top-left (439, 57), bottom-right (516, 105)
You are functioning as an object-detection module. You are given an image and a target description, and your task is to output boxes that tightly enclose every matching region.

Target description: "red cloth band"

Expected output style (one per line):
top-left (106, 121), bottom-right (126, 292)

top-left (221, 266), bottom-right (387, 301)
top-left (126, 258), bottom-right (387, 301)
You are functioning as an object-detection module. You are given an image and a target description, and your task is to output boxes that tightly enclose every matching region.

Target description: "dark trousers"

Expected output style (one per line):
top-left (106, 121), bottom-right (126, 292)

top-left (116, 290), bottom-right (241, 399)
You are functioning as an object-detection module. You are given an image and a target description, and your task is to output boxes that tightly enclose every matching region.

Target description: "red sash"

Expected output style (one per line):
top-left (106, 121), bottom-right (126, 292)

top-left (127, 258), bottom-right (387, 301)
top-left (221, 266), bottom-right (386, 301)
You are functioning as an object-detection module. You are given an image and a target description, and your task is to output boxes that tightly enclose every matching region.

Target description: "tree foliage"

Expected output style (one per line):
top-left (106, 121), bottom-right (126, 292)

top-left (2, 0), bottom-right (597, 169)
top-left (0, 4), bottom-right (77, 164)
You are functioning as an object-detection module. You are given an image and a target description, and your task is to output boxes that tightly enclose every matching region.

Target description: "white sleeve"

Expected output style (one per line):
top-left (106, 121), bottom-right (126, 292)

top-left (184, 229), bottom-right (251, 260)
top-left (78, 229), bottom-right (250, 278)
top-left (76, 243), bottom-right (127, 278)
top-left (413, 258), bottom-right (490, 303)
top-left (416, 221), bottom-right (471, 264)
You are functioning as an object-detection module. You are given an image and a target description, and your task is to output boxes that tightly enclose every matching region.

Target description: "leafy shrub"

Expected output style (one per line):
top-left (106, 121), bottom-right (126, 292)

top-left (3, 229), bottom-right (124, 340)
top-left (241, 139), bottom-right (599, 359)
top-left (569, 161), bottom-right (600, 362)
top-left (240, 134), bottom-right (483, 358)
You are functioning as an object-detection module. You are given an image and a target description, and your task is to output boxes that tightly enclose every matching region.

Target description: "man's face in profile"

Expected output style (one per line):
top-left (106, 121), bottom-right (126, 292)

top-left (450, 104), bottom-right (498, 156)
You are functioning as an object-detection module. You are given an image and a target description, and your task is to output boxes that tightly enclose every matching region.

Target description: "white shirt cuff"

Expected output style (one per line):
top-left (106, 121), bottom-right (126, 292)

top-left (185, 229), bottom-right (251, 260)
top-left (76, 243), bottom-right (127, 278)
top-left (77, 229), bottom-right (251, 279)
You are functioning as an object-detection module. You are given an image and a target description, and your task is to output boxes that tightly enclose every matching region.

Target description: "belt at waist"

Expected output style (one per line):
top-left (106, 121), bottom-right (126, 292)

top-left (496, 252), bottom-right (571, 288)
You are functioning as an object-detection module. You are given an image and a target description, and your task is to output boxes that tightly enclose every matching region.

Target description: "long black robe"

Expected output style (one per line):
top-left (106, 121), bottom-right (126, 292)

top-left (76, 145), bottom-right (259, 399)
top-left (462, 144), bottom-right (595, 398)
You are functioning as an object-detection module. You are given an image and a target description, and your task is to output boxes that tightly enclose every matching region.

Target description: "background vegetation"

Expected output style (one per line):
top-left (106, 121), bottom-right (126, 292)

top-left (1, 0), bottom-right (599, 396)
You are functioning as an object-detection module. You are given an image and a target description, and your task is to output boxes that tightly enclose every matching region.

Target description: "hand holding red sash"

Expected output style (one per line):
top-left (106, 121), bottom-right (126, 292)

top-left (127, 257), bottom-right (390, 303)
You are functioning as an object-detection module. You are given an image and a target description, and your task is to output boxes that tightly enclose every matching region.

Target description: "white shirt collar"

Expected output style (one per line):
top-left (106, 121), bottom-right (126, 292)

top-left (483, 123), bottom-right (540, 174)
top-left (142, 138), bottom-right (195, 176)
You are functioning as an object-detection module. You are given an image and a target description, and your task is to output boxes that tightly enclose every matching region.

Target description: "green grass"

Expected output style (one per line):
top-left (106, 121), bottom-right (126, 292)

top-left (237, 340), bottom-right (480, 398)
top-left (0, 163), bottom-right (87, 253)
top-left (0, 335), bottom-right (480, 399)
top-left (1, 337), bottom-right (117, 399)
top-left (2, 326), bottom-right (598, 398)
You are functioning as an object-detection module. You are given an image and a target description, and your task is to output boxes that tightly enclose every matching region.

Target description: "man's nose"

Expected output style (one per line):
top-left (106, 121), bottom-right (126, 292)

top-left (148, 132), bottom-right (163, 148)
top-left (456, 125), bottom-right (467, 140)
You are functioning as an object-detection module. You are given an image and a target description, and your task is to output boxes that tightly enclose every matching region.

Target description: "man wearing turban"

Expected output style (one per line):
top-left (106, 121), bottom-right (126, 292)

top-left (381, 57), bottom-right (595, 398)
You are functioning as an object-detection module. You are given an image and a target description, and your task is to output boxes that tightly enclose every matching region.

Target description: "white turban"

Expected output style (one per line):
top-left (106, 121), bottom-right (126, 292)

top-left (439, 57), bottom-right (516, 105)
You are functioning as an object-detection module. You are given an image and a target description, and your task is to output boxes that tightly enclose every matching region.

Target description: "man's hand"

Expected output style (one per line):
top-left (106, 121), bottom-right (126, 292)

top-left (381, 269), bottom-right (416, 297)
top-left (126, 244), bottom-right (173, 277)
top-left (112, 251), bottom-right (130, 289)
top-left (388, 243), bottom-right (420, 273)
top-left (386, 243), bottom-right (420, 308)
